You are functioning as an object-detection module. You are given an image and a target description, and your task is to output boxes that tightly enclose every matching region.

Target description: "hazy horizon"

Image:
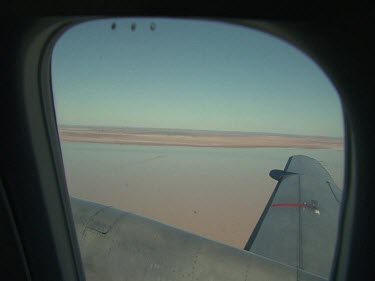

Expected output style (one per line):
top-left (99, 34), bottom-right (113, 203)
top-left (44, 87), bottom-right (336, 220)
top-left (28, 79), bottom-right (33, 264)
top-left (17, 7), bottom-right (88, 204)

top-left (52, 18), bottom-right (344, 138)
top-left (59, 124), bottom-right (344, 140)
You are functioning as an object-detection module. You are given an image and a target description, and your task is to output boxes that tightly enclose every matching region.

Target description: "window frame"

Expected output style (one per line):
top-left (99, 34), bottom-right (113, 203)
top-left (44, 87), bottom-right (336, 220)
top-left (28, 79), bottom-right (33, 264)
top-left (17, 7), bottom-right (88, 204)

top-left (2, 17), bottom-right (364, 281)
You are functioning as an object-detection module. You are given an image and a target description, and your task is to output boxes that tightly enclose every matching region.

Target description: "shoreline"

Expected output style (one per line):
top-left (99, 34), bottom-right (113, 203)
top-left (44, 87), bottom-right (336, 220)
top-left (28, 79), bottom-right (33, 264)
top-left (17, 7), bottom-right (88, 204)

top-left (59, 128), bottom-right (344, 149)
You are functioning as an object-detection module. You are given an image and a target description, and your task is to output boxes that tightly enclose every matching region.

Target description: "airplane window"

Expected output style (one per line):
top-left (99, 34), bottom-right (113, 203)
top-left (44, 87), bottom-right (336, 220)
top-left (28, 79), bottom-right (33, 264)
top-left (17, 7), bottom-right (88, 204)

top-left (51, 18), bottom-right (344, 280)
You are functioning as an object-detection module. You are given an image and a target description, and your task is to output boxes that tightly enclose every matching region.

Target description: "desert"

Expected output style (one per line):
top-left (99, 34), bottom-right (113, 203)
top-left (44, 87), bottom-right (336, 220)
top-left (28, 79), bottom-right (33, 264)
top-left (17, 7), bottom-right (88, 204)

top-left (59, 126), bottom-right (343, 149)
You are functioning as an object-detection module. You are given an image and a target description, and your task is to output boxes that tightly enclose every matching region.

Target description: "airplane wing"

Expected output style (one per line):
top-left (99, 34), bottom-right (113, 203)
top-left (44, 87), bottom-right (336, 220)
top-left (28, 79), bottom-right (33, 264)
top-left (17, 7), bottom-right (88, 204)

top-left (244, 155), bottom-right (342, 279)
top-left (70, 155), bottom-right (341, 281)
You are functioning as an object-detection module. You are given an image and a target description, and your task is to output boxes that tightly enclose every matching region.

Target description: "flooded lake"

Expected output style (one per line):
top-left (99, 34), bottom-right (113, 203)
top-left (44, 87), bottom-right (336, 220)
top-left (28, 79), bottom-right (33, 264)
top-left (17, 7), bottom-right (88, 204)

top-left (61, 142), bottom-right (344, 249)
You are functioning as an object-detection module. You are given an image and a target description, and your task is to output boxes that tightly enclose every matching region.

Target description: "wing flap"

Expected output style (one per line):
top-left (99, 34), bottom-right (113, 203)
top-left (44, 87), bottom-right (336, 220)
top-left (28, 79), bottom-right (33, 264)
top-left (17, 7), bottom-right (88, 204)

top-left (245, 155), bottom-right (342, 279)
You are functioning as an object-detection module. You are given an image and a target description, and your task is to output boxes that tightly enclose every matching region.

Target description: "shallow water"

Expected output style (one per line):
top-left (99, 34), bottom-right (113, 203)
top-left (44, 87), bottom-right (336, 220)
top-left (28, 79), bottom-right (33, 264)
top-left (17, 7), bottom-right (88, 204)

top-left (61, 142), bottom-right (344, 248)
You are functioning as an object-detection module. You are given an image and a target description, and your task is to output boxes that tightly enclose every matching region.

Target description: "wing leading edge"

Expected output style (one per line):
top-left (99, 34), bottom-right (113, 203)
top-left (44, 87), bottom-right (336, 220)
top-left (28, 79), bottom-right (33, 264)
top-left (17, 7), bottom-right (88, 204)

top-left (244, 155), bottom-right (342, 280)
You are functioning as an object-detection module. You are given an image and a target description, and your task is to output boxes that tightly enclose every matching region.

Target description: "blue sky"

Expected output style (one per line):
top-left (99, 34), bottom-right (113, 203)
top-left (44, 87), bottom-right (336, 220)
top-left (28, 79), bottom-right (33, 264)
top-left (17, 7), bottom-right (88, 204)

top-left (52, 18), bottom-right (343, 137)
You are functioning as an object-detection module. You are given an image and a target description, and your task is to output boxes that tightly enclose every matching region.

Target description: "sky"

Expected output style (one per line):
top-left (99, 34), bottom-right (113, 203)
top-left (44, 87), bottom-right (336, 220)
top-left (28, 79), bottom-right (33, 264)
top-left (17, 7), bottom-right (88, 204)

top-left (52, 18), bottom-right (344, 138)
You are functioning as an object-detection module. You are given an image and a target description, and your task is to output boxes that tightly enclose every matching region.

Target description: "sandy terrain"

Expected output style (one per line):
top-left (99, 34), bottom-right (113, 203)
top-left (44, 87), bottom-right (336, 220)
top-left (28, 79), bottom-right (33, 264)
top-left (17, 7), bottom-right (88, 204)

top-left (61, 127), bottom-right (344, 248)
top-left (59, 127), bottom-right (343, 149)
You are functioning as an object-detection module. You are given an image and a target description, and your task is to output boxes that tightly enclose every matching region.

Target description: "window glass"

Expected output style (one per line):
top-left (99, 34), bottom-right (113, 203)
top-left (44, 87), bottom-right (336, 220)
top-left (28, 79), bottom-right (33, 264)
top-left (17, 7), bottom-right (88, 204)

top-left (52, 18), bottom-right (344, 277)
